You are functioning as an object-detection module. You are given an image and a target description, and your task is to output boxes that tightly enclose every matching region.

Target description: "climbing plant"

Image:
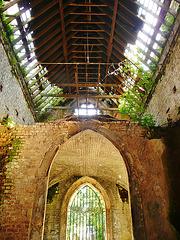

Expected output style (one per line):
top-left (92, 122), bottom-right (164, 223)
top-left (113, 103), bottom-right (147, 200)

top-left (0, 119), bottom-right (21, 205)
top-left (117, 60), bottom-right (156, 126)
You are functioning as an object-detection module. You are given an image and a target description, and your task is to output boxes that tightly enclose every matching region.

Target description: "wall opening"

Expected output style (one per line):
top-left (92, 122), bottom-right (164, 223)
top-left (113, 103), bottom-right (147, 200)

top-left (66, 184), bottom-right (106, 240)
top-left (74, 104), bottom-right (100, 116)
top-left (43, 130), bottom-right (133, 240)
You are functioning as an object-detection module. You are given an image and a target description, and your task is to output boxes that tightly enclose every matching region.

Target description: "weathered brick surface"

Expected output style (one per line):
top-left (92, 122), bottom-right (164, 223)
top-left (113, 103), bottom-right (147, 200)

top-left (146, 38), bottom-right (180, 126)
top-left (0, 119), bottom-right (175, 239)
top-left (0, 43), bottom-right (35, 125)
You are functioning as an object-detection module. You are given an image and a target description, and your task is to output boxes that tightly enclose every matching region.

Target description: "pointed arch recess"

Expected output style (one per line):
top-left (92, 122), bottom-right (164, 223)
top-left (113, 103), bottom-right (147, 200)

top-left (60, 176), bottom-right (113, 240)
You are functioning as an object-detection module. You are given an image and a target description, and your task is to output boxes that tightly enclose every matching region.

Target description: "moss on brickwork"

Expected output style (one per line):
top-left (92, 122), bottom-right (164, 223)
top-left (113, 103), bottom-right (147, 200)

top-left (0, 126), bottom-right (21, 205)
top-left (162, 120), bottom-right (180, 238)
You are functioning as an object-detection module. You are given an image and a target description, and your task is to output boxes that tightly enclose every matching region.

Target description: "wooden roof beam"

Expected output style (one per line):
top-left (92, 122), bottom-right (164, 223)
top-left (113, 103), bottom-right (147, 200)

top-left (30, 0), bottom-right (76, 31)
top-left (70, 12), bottom-right (106, 15)
top-left (50, 70), bottom-right (72, 85)
top-left (1, 0), bottom-right (21, 13)
top-left (31, 0), bottom-right (59, 19)
top-left (48, 61), bottom-right (75, 81)
top-left (53, 69), bottom-right (75, 85)
top-left (58, 0), bottom-right (72, 93)
top-left (56, 83), bottom-right (121, 87)
top-left (41, 94), bottom-right (122, 99)
top-left (37, 30), bottom-right (76, 58)
top-left (70, 21), bottom-right (106, 24)
top-left (72, 50), bottom-right (103, 53)
top-left (44, 41), bottom-right (77, 72)
top-left (69, 4), bottom-right (107, 7)
top-left (71, 29), bottom-right (105, 32)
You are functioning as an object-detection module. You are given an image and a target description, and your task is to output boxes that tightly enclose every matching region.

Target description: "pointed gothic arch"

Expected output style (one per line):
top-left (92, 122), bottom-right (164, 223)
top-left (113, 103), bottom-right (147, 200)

top-left (30, 125), bottom-right (146, 240)
top-left (60, 177), bottom-right (113, 240)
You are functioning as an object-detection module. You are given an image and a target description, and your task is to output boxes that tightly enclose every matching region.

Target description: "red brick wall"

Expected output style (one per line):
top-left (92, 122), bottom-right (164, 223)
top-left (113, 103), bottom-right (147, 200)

top-left (0, 119), bottom-right (176, 239)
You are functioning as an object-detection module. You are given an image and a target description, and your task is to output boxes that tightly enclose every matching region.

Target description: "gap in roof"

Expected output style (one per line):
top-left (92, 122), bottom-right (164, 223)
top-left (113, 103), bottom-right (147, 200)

top-left (74, 104), bottom-right (100, 116)
top-left (125, 0), bottom-right (179, 72)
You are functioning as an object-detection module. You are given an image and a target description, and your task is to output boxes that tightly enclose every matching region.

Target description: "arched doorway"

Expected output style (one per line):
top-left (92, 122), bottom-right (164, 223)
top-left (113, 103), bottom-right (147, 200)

top-left (43, 130), bottom-right (133, 240)
top-left (66, 184), bottom-right (106, 239)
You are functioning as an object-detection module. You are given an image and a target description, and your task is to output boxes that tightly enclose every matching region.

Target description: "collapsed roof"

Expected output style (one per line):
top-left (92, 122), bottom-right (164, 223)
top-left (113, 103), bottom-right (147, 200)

top-left (0, 0), bottom-right (180, 118)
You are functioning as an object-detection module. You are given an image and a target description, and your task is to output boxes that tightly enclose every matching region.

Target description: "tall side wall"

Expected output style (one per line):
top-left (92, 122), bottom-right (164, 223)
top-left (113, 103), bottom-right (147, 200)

top-left (0, 43), bottom-right (35, 125)
top-left (146, 38), bottom-right (180, 126)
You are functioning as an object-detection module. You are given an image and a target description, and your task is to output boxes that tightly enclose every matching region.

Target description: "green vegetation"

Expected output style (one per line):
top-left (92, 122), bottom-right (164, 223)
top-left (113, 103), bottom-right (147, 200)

top-left (66, 185), bottom-right (106, 240)
top-left (117, 60), bottom-right (156, 127)
top-left (0, 120), bottom-right (21, 205)
top-left (161, 13), bottom-right (175, 35)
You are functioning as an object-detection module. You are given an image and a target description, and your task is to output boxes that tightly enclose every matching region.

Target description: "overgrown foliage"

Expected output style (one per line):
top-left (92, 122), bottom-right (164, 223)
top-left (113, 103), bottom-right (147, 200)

top-left (117, 60), bottom-right (156, 127)
top-left (0, 119), bottom-right (21, 205)
top-left (66, 185), bottom-right (106, 240)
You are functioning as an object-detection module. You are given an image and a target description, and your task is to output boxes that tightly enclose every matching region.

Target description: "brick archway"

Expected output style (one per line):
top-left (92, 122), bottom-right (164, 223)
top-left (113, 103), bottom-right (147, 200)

top-left (29, 121), bottom-right (147, 240)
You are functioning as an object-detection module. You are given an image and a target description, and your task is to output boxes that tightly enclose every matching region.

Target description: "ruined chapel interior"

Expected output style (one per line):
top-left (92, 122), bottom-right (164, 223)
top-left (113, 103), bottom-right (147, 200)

top-left (0, 0), bottom-right (180, 239)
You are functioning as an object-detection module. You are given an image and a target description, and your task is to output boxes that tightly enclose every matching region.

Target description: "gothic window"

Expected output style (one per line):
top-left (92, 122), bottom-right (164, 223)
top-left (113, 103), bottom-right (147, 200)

top-left (66, 184), bottom-right (106, 240)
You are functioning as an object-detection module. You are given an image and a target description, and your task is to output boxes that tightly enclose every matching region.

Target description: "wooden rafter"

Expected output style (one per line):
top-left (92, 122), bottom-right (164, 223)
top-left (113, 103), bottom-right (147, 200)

top-left (41, 94), bottom-right (122, 99)
top-left (2, 0), bottom-right (178, 114)
top-left (104, 0), bottom-right (118, 94)
top-left (58, 0), bottom-right (71, 93)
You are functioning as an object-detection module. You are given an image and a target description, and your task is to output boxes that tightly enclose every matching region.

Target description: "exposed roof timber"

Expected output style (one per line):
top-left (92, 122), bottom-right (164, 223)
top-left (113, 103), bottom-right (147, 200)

top-left (42, 43), bottom-right (77, 72)
top-left (71, 29), bottom-right (105, 32)
top-left (28, 71), bottom-right (47, 88)
top-left (1, 0), bottom-right (21, 12)
top-left (50, 65), bottom-right (74, 82)
top-left (36, 31), bottom-right (76, 59)
top-left (143, 0), bottom-right (171, 63)
top-left (4, 0), bottom-right (46, 23)
top-left (69, 4), bottom-right (108, 7)
top-left (30, 78), bottom-right (48, 94)
top-left (97, 13), bottom-right (164, 50)
top-left (104, 0), bottom-right (118, 94)
top-left (1, 0), bottom-right (179, 116)
top-left (31, 11), bottom-right (60, 35)
top-left (98, 26), bottom-right (158, 66)
top-left (120, 0), bottom-right (171, 29)
top-left (41, 94), bottom-right (122, 99)
top-left (152, 0), bottom-right (177, 16)
top-left (98, 0), bottom-right (136, 27)
top-left (131, 0), bottom-right (170, 27)
top-left (102, 0), bottom-right (169, 40)
top-left (30, 1), bottom-right (77, 32)
top-left (49, 66), bottom-right (75, 85)
top-left (44, 52), bottom-right (75, 81)
top-left (72, 36), bottom-right (104, 39)
top-left (72, 51), bottom-right (103, 53)
top-left (25, 66), bottom-right (44, 83)
top-left (70, 21), bottom-right (106, 24)
top-left (106, 0), bottom-right (118, 61)
top-left (31, 0), bottom-right (59, 19)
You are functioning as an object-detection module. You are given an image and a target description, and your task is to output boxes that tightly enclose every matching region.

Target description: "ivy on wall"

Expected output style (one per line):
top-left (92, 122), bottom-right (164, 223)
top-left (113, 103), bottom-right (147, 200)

top-left (0, 122), bottom-right (21, 205)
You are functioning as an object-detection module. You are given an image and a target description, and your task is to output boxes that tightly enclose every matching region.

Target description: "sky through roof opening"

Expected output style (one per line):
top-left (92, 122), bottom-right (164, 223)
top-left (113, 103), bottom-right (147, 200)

top-left (74, 104), bottom-right (100, 116)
